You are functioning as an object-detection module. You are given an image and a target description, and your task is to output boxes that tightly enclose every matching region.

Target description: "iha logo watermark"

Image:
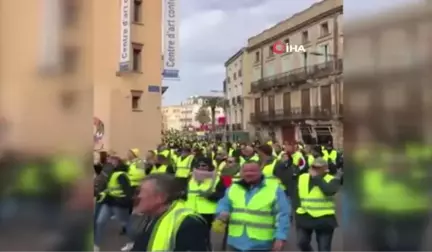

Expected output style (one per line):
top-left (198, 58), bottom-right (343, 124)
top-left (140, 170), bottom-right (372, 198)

top-left (272, 41), bottom-right (306, 54)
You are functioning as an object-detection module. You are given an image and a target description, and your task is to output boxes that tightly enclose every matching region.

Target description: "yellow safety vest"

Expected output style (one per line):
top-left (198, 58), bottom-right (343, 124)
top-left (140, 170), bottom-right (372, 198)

top-left (150, 164), bottom-right (167, 174)
top-left (239, 154), bottom-right (259, 166)
top-left (107, 171), bottom-right (128, 198)
top-left (11, 157), bottom-right (81, 195)
top-left (175, 155), bottom-right (193, 178)
top-left (170, 149), bottom-right (178, 164)
top-left (159, 149), bottom-right (170, 158)
top-left (227, 180), bottom-right (278, 241)
top-left (322, 149), bottom-right (337, 163)
top-left (147, 201), bottom-right (202, 251)
top-left (362, 169), bottom-right (428, 212)
top-left (228, 148), bottom-right (234, 157)
top-left (296, 173), bottom-right (335, 217)
top-left (217, 161), bottom-right (226, 172)
top-left (292, 151), bottom-right (304, 166)
top-left (307, 154), bottom-right (315, 167)
top-left (186, 176), bottom-right (219, 214)
top-left (212, 160), bottom-right (226, 171)
top-left (262, 159), bottom-right (285, 190)
top-left (127, 160), bottom-right (146, 187)
top-left (232, 172), bottom-right (241, 182)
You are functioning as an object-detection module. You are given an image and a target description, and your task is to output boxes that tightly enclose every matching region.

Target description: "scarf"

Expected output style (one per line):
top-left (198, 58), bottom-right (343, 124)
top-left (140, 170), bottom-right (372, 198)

top-left (192, 169), bottom-right (215, 183)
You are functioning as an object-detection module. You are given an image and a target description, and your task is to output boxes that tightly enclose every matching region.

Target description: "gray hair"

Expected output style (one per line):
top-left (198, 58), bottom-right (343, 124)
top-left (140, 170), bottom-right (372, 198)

top-left (142, 174), bottom-right (185, 203)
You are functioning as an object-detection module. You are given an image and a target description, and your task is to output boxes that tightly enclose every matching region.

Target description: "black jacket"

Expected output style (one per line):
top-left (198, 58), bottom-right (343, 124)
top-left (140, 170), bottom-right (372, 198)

top-left (131, 212), bottom-right (211, 251)
top-left (101, 163), bottom-right (134, 208)
top-left (264, 158), bottom-right (295, 197)
top-left (94, 163), bottom-right (115, 196)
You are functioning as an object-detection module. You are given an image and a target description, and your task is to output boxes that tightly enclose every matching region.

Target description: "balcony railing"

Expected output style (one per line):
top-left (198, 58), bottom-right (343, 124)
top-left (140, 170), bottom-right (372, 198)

top-left (250, 60), bottom-right (343, 94)
top-left (250, 105), bottom-right (342, 123)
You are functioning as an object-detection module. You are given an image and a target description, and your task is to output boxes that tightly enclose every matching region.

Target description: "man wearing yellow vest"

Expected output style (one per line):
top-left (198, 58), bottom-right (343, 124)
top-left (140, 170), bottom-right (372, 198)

top-left (175, 146), bottom-right (195, 192)
top-left (216, 161), bottom-right (291, 251)
top-left (357, 145), bottom-right (429, 251)
top-left (148, 154), bottom-right (175, 175)
top-left (94, 155), bottom-right (134, 251)
top-left (126, 148), bottom-right (146, 190)
top-left (321, 144), bottom-right (339, 174)
top-left (272, 143), bottom-right (284, 160)
top-left (130, 174), bottom-right (210, 251)
top-left (256, 144), bottom-right (293, 195)
top-left (213, 150), bottom-right (228, 172)
top-left (239, 145), bottom-right (259, 166)
top-left (221, 156), bottom-right (242, 182)
top-left (294, 157), bottom-right (341, 251)
top-left (186, 157), bottom-right (226, 242)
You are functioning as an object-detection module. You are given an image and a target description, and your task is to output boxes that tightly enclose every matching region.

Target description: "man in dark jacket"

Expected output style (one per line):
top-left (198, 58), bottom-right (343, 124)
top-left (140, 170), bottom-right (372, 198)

top-left (256, 144), bottom-right (294, 197)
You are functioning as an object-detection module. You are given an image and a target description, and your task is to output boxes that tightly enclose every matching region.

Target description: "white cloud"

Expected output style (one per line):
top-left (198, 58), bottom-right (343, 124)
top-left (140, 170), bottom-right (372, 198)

top-left (180, 10), bottom-right (225, 43)
top-left (201, 65), bottom-right (225, 75)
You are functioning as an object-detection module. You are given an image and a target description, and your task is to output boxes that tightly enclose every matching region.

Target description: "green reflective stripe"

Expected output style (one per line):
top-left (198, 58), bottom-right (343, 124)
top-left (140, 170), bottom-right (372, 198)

top-left (232, 208), bottom-right (272, 216)
top-left (229, 220), bottom-right (274, 229)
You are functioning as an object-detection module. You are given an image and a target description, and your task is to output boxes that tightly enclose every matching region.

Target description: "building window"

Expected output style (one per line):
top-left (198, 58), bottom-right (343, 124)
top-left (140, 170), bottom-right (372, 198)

top-left (255, 51), bottom-right (260, 63)
top-left (63, 0), bottom-right (79, 27)
top-left (302, 30), bottom-right (309, 43)
top-left (131, 90), bottom-right (143, 111)
top-left (132, 43), bottom-right (142, 72)
top-left (320, 22), bottom-right (329, 36)
top-left (284, 38), bottom-right (290, 45)
top-left (238, 69), bottom-right (242, 77)
top-left (323, 44), bottom-right (329, 62)
top-left (63, 46), bottom-right (78, 74)
top-left (268, 45), bottom-right (274, 57)
top-left (227, 77), bottom-right (231, 83)
top-left (133, 0), bottom-right (142, 23)
top-left (233, 73), bottom-right (237, 80)
top-left (303, 52), bottom-right (308, 68)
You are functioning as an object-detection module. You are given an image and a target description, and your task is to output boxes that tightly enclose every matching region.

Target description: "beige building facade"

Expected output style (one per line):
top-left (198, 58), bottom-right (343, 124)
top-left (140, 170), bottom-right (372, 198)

top-left (0, 0), bottom-right (163, 156)
top-left (223, 48), bottom-right (249, 140)
top-left (162, 105), bottom-right (183, 131)
top-left (179, 96), bottom-right (224, 130)
top-left (245, 0), bottom-right (343, 148)
top-left (345, 1), bottom-right (432, 145)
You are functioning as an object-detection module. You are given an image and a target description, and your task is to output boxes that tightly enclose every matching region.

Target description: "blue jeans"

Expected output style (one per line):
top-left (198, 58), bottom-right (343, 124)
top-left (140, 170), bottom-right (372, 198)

top-left (94, 204), bottom-right (130, 246)
top-left (94, 202), bottom-right (102, 232)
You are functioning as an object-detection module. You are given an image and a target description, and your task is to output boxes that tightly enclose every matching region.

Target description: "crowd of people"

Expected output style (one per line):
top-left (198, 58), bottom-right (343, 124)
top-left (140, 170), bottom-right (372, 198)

top-left (93, 134), bottom-right (343, 251)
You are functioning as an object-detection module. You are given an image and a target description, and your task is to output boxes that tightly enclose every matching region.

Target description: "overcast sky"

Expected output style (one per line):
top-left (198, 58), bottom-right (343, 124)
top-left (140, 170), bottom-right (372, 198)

top-left (162, 0), bottom-right (419, 106)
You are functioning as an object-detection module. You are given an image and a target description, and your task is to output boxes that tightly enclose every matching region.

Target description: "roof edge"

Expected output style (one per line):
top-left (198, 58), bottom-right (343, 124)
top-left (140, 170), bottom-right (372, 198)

top-left (224, 47), bottom-right (246, 67)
